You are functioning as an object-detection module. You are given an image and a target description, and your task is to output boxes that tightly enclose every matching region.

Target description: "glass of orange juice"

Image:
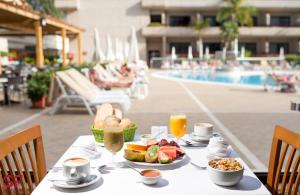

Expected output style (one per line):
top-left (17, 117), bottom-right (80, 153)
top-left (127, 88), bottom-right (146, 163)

top-left (169, 114), bottom-right (187, 140)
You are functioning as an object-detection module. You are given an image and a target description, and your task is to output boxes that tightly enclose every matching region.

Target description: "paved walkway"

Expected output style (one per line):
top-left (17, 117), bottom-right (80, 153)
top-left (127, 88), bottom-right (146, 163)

top-left (0, 71), bottom-right (299, 170)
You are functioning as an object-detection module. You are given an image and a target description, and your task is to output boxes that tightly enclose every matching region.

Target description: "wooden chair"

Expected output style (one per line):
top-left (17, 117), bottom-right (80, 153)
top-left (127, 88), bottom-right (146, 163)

top-left (267, 125), bottom-right (300, 195)
top-left (0, 125), bottom-right (46, 195)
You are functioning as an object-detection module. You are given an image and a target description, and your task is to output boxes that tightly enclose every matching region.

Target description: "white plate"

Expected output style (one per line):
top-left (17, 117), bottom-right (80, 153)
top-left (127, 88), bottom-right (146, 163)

top-left (51, 169), bottom-right (101, 189)
top-left (125, 154), bottom-right (187, 167)
top-left (189, 133), bottom-right (211, 142)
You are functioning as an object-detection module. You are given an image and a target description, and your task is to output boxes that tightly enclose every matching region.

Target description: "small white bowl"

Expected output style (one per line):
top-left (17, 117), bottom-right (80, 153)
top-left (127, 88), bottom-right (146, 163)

top-left (140, 169), bottom-right (161, 185)
top-left (140, 134), bottom-right (156, 145)
top-left (207, 160), bottom-right (244, 186)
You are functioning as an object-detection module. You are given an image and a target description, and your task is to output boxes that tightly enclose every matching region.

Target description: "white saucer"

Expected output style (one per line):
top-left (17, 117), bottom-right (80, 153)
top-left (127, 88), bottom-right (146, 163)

top-left (189, 133), bottom-right (211, 142)
top-left (51, 169), bottom-right (101, 189)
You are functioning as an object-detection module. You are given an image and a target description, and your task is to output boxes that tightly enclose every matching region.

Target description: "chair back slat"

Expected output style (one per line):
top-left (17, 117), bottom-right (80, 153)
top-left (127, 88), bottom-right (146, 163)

top-left (0, 170), bottom-right (5, 195)
top-left (5, 155), bottom-right (20, 195)
top-left (25, 143), bottom-right (39, 184)
top-left (286, 153), bottom-right (300, 194)
top-left (11, 151), bottom-right (28, 195)
top-left (0, 160), bottom-right (12, 194)
top-left (280, 147), bottom-right (296, 194)
top-left (292, 167), bottom-right (300, 195)
top-left (274, 143), bottom-right (288, 191)
top-left (267, 125), bottom-right (300, 195)
top-left (0, 125), bottom-right (46, 194)
top-left (18, 146), bottom-right (33, 192)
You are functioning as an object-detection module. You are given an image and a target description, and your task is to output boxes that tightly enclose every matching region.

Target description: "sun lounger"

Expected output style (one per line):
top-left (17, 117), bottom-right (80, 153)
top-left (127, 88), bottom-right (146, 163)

top-left (50, 69), bottom-right (131, 115)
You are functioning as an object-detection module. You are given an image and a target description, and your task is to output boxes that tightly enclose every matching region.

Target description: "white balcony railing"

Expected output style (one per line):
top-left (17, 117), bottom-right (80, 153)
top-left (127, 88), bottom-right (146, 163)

top-left (142, 26), bottom-right (300, 38)
top-left (55, 0), bottom-right (80, 11)
top-left (142, 0), bottom-right (300, 10)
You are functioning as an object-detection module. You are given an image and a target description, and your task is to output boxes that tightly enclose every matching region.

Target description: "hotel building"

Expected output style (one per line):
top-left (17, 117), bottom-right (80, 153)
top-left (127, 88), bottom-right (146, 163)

top-left (56, 0), bottom-right (300, 63)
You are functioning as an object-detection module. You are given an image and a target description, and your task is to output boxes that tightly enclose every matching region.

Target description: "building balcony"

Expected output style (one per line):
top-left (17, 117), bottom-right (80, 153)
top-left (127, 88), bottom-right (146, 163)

top-left (142, 26), bottom-right (300, 38)
top-left (142, 0), bottom-right (300, 10)
top-left (55, 0), bottom-right (80, 11)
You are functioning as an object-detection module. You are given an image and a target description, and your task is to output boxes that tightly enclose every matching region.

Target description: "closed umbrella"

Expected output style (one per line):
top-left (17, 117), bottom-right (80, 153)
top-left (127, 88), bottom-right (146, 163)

top-left (241, 46), bottom-right (245, 59)
top-left (233, 38), bottom-right (238, 57)
top-left (106, 34), bottom-right (115, 61)
top-left (171, 47), bottom-right (177, 60)
top-left (92, 28), bottom-right (105, 62)
top-left (279, 47), bottom-right (284, 60)
top-left (205, 47), bottom-right (210, 60)
top-left (124, 41), bottom-right (130, 61)
top-left (222, 47), bottom-right (227, 61)
top-left (115, 38), bottom-right (124, 61)
top-left (188, 45), bottom-right (193, 60)
top-left (128, 26), bottom-right (140, 63)
top-left (198, 38), bottom-right (203, 60)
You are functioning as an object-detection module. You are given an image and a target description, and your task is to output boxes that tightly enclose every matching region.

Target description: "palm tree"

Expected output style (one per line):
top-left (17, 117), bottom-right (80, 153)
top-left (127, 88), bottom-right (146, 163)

top-left (217, 0), bottom-right (257, 49)
top-left (194, 19), bottom-right (209, 59)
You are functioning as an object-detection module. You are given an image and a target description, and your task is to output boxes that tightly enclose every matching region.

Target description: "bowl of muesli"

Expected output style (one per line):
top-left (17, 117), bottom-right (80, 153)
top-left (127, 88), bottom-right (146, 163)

top-left (208, 158), bottom-right (244, 186)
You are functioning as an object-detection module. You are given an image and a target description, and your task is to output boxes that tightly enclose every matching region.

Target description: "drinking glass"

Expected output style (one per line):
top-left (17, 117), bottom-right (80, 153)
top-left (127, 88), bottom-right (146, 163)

top-left (103, 127), bottom-right (124, 167)
top-left (169, 114), bottom-right (187, 140)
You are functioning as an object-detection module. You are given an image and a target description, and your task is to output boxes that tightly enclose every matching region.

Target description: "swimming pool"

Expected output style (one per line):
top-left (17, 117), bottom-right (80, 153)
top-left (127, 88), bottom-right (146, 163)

top-left (153, 70), bottom-right (277, 88)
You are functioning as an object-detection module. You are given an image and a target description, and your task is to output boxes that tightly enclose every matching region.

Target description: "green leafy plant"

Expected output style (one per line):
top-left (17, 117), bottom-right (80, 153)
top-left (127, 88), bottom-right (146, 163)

top-left (27, 0), bottom-right (64, 18)
top-left (285, 54), bottom-right (300, 65)
top-left (217, 0), bottom-right (257, 49)
top-left (27, 72), bottom-right (51, 101)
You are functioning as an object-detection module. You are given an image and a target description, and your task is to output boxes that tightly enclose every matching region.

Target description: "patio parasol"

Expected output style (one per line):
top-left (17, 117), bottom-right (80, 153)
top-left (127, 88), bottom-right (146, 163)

top-left (124, 41), bottom-right (130, 61)
top-left (128, 26), bottom-right (140, 63)
top-left (115, 38), bottom-right (124, 61)
top-left (198, 38), bottom-right (203, 60)
top-left (171, 46), bottom-right (177, 60)
top-left (240, 46), bottom-right (245, 59)
top-left (106, 34), bottom-right (115, 61)
top-left (205, 47), bottom-right (210, 60)
top-left (222, 47), bottom-right (227, 61)
top-left (92, 28), bottom-right (105, 62)
top-left (279, 47), bottom-right (285, 60)
top-left (188, 45), bottom-right (193, 60)
top-left (233, 38), bottom-right (238, 57)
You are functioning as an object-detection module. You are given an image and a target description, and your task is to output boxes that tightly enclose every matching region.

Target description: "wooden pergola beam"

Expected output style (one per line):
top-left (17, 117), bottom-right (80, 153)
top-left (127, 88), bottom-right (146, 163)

top-left (61, 28), bottom-right (67, 66)
top-left (34, 21), bottom-right (44, 68)
top-left (77, 32), bottom-right (82, 64)
top-left (0, 2), bottom-right (85, 67)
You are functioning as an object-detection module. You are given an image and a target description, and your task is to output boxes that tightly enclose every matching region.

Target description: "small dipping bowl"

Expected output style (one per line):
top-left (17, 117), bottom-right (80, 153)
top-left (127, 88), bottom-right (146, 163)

top-left (140, 134), bottom-right (156, 145)
top-left (140, 169), bottom-right (161, 185)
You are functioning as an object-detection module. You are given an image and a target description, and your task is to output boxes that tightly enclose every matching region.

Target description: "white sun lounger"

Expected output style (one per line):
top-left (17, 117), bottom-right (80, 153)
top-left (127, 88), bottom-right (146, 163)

top-left (50, 69), bottom-right (131, 115)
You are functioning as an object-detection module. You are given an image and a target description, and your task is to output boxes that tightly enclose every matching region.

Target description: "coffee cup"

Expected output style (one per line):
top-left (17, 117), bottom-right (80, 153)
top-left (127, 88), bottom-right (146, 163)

top-left (194, 123), bottom-right (213, 137)
top-left (62, 157), bottom-right (90, 181)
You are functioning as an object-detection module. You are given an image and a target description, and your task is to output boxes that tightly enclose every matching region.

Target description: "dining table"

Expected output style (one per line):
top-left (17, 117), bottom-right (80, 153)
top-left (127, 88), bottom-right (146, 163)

top-left (0, 77), bottom-right (9, 105)
top-left (32, 135), bottom-right (271, 195)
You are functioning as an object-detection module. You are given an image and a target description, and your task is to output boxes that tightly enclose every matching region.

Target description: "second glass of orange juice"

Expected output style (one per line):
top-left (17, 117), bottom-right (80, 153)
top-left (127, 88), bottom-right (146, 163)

top-left (169, 114), bottom-right (187, 139)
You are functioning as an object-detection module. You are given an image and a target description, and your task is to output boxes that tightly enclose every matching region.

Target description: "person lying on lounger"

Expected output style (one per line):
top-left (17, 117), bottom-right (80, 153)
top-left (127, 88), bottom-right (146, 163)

top-left (269, 74), bottom-right (300, 93)
top-left (89, 69), bottom-right (132, 89)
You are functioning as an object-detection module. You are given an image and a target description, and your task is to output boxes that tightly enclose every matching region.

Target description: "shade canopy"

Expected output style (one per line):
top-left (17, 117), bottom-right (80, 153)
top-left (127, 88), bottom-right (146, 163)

top-left (0, 2), bottom-right (84, 36)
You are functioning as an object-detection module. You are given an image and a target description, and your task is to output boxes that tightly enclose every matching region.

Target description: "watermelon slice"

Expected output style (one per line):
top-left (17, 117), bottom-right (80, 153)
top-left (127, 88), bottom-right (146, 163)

top-left (158, 151), bottom-right (172, 164)
top-left (160, 146), bottom-right (185, 155)
top-left (159, 148), bottom-right (177, 160)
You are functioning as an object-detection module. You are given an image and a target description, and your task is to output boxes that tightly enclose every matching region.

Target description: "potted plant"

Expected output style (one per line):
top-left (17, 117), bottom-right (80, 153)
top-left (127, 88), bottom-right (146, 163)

top-left (27, 72), bottom-right (50, 108)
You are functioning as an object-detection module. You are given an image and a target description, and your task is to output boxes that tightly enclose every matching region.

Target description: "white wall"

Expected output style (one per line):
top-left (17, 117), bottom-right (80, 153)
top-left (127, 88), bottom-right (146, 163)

top-left (64, 0), bottom-right (149, 62)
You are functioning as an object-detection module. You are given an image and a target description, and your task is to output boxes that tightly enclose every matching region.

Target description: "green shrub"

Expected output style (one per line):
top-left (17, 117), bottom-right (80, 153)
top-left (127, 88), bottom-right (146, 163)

top-left (285, 54), bottom-right (300, 65)
top-left (27, 72), bottom-right (51, 101)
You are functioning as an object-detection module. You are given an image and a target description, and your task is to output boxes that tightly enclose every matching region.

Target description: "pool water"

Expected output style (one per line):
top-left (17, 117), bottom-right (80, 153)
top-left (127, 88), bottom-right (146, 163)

top-left (156, 70), bottom-right (276, 87)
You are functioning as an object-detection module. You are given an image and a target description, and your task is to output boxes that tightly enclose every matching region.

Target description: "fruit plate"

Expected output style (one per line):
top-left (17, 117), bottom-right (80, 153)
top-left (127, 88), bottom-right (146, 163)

top-left (125, 154), bottom-right (187, 167)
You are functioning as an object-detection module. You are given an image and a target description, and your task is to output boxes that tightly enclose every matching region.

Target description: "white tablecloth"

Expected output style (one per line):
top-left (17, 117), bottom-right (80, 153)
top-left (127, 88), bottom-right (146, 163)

top-left (32, 135), bottom-right (270, 195)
